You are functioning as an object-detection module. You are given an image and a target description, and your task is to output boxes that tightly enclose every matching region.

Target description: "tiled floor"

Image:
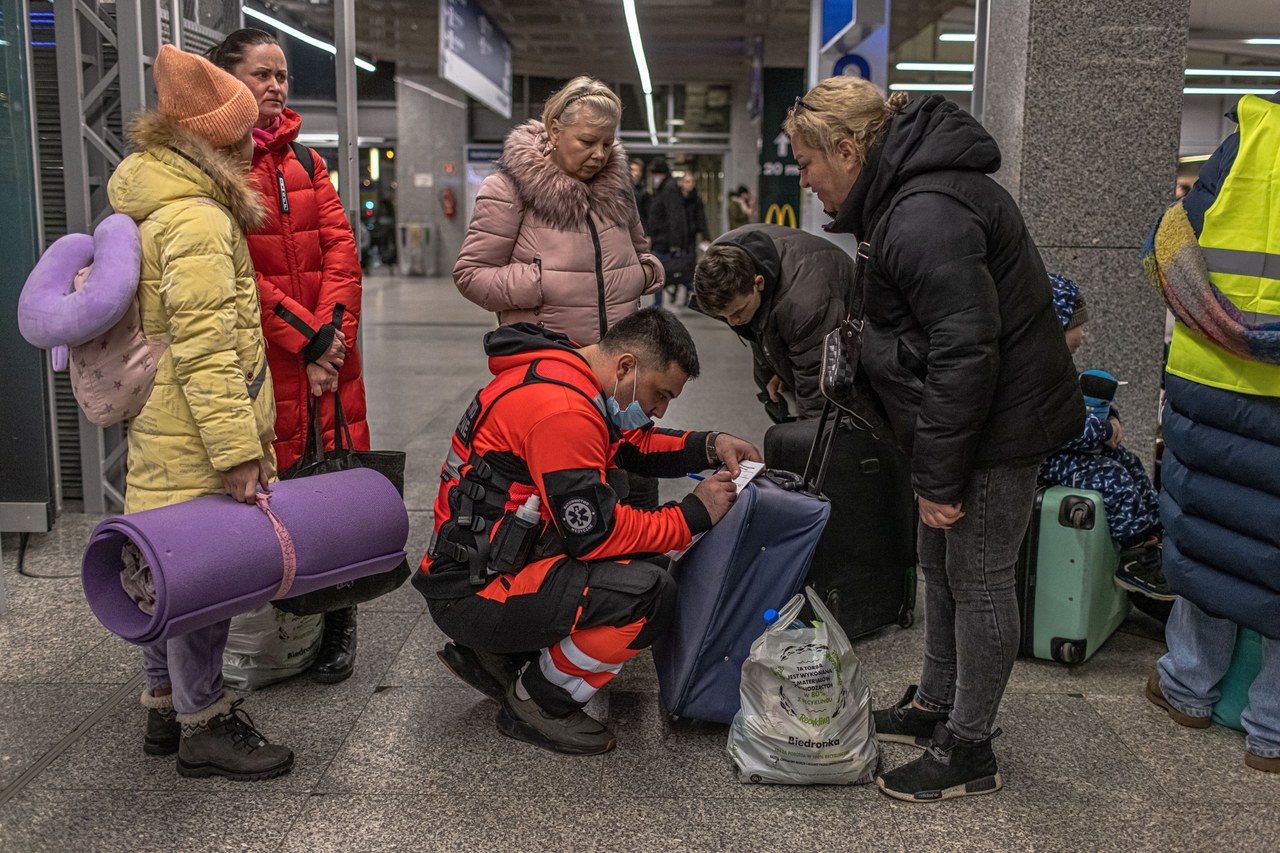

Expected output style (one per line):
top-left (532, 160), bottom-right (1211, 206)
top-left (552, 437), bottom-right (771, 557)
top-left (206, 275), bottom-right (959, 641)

top-left (1, 274), bottom-right (1276, 852)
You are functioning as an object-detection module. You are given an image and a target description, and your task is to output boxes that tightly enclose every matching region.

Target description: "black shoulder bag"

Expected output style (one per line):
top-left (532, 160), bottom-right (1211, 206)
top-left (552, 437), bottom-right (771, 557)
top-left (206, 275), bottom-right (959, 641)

top-left (819, 240), bottom-right (891, 440)
top-left (274, 387), bottom-right (411, 614)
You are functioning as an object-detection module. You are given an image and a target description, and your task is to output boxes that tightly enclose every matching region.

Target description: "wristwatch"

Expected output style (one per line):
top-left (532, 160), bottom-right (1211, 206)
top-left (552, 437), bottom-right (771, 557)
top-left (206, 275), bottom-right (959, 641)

top-left (706, 432), bottom-right (722, 466)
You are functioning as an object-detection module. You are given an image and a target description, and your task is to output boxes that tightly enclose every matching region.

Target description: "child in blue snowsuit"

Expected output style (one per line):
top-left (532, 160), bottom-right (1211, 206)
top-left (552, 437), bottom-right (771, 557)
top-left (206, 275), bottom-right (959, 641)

top-left (1039, 274), bottom-right (1173, 601)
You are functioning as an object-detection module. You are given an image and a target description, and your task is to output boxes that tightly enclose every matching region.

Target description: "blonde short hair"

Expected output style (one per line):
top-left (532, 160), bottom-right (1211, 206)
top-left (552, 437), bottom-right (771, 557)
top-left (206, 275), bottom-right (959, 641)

top-left (541, 76), bottom-right (622, 130)
top-left (782, 76), bottom-right (909, 162)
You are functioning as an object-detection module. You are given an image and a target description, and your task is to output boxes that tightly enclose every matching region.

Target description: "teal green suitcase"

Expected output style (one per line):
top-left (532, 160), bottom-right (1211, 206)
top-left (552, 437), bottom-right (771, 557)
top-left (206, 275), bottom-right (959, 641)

top-left (1016, 486), bottom-right (1131, 664)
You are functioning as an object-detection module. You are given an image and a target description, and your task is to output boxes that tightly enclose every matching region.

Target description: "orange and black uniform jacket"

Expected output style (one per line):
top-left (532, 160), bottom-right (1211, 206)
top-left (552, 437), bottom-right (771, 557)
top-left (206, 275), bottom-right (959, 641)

top-left (420, 324), bottom-right (714, 598)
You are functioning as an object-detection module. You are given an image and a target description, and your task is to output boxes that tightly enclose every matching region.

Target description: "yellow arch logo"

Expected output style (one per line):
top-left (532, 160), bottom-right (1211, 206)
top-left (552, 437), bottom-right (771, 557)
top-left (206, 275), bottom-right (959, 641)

top-left (764, 203), bottom-right (797, 228)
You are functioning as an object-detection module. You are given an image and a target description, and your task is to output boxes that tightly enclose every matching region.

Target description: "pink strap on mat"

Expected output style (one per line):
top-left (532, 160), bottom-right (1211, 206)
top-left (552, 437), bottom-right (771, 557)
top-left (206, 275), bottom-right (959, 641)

top-left (256, 491), bottom-right (298, 599)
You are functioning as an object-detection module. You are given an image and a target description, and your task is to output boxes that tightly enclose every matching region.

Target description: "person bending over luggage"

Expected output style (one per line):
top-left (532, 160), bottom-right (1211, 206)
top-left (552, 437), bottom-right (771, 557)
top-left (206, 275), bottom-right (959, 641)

top-left (1039, 275), bottom-right (1172, 601)
top-left (415, 308), bottom-right (760, 755)
top-left (695, 225), bottom-right (856, 421)
top-left (784, 77), bottom-right (1082, 802)
top-left (106, 45), bottom-right (292, 780)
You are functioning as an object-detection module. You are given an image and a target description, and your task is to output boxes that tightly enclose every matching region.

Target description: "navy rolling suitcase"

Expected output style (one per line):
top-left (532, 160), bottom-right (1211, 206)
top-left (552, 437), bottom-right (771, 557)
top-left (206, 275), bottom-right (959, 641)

top-left (653, 471), bottom-right (831, 724)
top-left (763, 404), bottom-right (917, 639)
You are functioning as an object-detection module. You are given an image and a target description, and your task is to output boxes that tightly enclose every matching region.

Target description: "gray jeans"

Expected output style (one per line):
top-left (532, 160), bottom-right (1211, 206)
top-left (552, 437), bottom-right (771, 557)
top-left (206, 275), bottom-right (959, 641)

top-left (914, 462), bottom-right (1040, 741)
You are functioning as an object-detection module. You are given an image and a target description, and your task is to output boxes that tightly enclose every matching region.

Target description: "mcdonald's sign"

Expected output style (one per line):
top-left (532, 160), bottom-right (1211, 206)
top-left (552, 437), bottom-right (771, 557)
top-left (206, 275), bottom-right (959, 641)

top-left (764, 203), bottom-right (797, 228)
top-left (759, 67), bottom-right (804, 234)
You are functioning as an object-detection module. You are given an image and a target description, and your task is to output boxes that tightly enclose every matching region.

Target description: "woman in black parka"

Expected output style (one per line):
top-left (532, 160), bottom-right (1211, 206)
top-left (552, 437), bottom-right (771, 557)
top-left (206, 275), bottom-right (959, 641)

top-left (784, 76), bottom-right (1082, 803)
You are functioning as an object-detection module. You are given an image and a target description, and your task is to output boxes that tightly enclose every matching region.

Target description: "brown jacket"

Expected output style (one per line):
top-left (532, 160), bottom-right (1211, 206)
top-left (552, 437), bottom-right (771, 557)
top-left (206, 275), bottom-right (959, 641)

top-left (453, 120), bottom-right (662, 344)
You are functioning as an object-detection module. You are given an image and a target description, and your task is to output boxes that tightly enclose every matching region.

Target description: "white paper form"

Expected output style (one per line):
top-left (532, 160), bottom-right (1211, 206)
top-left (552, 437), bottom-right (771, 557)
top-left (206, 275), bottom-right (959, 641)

top-left (666, 460), bottom-right (766, 560)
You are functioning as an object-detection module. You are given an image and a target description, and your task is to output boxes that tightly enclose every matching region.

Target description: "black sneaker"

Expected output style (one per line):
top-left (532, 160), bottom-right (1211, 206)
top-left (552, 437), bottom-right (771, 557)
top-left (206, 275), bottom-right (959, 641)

top-left (496, 678), bottom-right (617, 756)
top-left (876, 722), bottom-right (1003, 802)
top-left (874, 685), bottom-right (950, 749)
top-left (437, 642), bottom-right (520, 702)
top-left (1115, 545), bottom-right (1176, 602)
top-left (144, 708), bottom-right (180, 756)
top-left (177, 699), bottom-right (294, 781)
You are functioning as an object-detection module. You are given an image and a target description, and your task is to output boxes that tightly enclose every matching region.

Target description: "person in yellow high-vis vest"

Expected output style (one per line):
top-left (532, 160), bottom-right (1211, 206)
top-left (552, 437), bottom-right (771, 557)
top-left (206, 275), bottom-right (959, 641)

top-left (1145, 92), bottom-right (1280, 774)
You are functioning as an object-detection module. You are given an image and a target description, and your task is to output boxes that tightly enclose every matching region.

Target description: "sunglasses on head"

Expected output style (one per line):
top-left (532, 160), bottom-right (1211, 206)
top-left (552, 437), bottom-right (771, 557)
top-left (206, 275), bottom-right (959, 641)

top-left (791, 96), bottom-right (819, 114)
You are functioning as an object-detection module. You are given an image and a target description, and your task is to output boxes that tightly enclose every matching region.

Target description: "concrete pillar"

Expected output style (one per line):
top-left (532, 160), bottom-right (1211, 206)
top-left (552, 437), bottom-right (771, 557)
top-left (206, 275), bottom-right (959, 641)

top-left (395, 72), bottom-right (469, 277)
top-left (727, 81), bottom-right (760, 207)
top-left (982, 0), bottom-right (1190, 463)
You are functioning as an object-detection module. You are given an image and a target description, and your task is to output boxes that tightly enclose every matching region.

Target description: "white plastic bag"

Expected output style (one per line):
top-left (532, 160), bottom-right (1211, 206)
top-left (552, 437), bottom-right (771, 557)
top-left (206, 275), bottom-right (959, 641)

top-left (222, 604), bottom-right (323, 691)
top-left (727, 587), bottom-right (879, 785)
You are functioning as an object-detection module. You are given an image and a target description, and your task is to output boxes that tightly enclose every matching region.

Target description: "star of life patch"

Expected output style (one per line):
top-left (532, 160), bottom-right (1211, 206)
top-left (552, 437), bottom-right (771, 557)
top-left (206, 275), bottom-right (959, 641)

top-left (561, 497), bottom-right (598, 534)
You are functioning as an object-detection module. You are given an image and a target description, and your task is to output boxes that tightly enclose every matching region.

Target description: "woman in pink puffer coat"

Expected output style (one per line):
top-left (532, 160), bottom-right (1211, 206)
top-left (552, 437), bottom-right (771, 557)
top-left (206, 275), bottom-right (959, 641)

top-left (454, 76), bottom-right (663, 344)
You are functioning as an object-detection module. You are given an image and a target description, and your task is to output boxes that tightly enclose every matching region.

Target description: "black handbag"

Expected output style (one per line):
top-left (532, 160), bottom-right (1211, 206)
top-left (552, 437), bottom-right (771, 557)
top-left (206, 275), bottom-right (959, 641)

top-left (273, 390), bottom-right (411, 615)
top-left (820, 240), bottom-right (891, 440)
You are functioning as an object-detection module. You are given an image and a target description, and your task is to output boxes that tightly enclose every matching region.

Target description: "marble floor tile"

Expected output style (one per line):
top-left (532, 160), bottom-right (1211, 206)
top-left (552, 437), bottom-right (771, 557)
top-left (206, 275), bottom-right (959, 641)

top-left (0, 683), bottom-right (120, 788)
top-left (282, 792), bottom-right (904, 853)
top-left (1089, 693), bottom-right (1280, 805)
top-left (0, 788), bottom-right (308, 853)
top-left (315, 685), bottom-right (606, 798)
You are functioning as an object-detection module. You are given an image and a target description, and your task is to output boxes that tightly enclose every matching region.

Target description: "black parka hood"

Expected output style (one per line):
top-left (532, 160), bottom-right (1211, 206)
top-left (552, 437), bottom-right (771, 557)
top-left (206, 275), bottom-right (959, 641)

top-left (830, 96), bottom-right (1002, 240)
top-left (484, 323), bottom-right (580, 358)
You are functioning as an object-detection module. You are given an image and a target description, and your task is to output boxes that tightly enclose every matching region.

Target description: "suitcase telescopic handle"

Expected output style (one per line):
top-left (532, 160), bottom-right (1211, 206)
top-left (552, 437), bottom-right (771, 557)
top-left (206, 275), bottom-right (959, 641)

top-left (801, 398), bottom-right (840, 496)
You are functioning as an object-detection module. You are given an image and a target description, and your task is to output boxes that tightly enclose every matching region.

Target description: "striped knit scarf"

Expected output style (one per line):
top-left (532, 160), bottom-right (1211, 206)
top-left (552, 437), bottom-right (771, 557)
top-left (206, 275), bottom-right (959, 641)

top-left (1142, 201), bottom-right (1280, 364)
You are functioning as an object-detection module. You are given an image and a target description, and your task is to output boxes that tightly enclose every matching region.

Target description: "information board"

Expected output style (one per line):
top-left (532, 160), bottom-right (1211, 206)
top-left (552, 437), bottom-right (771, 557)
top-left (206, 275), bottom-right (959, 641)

top-left (440, 0), bottom-right (513, 119)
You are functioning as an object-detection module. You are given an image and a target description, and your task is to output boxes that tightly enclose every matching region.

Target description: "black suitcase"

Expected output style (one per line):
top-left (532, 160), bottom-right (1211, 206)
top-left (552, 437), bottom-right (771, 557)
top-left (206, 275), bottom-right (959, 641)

top-left (763, 402), bottom-right (917, 639)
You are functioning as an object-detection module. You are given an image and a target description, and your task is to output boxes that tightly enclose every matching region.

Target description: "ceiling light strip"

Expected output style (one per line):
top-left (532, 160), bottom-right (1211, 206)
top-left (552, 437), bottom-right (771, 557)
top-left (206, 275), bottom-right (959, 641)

top-left (1183, 86), bottom-right (1280, 95)
top-left (243, 5), bottom-right (376, 72)
top-left (1185, 68), bottom-right (1280, 78)
top-left (622, 0), bottom-right (659, 145)
top-left (939, 33), bottom-right (976, 42)
top-left (889, 83), bottom-right (974, 92)
top-left (896, 62), bottom-right (975, 72)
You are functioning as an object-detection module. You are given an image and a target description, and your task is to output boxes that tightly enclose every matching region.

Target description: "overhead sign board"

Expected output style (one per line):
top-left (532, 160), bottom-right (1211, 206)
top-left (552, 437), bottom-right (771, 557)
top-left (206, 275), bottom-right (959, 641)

top-left (440, 0), bottom-right (513, 119)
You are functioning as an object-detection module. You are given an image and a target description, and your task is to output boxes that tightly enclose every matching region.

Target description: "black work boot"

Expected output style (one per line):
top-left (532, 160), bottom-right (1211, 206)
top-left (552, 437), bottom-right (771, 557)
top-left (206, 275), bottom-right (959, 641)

top-left (177, 697), bottom-right (294, 781)
top-left (437, 643), bottom-right (520, 702)
top-left (496, 676), bottom-right (617, 756)
top-left (876, 722), bottom-right (1003, 802)
top-left (311, 605), bottom-right (358, 684)
top-left (874, 685), bottom-right (950, 749)
top-left (141, 688), bottom-right (179, 756)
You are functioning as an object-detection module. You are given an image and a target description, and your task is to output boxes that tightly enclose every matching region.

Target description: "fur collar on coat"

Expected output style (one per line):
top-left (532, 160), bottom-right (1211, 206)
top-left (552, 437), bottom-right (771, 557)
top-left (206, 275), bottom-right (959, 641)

top-left (125, 111), bottom-right (266, 232)
top-left (498, 120), bottom-right (638, 233)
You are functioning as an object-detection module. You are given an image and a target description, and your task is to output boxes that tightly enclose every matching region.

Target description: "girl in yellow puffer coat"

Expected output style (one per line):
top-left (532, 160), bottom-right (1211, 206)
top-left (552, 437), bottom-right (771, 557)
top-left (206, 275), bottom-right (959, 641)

top-left (104, 45), bottom-right (292, 781)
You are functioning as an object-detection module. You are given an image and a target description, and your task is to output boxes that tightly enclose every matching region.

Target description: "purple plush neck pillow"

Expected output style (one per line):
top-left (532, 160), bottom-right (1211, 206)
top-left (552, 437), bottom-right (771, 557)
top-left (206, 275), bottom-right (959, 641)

top-left (18, 214), bottom-right (142, 357)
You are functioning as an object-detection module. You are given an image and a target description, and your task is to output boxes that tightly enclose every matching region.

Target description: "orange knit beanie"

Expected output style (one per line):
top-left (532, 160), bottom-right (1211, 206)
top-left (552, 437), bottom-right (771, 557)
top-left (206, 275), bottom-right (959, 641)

top-left (152, 44), bottom-right (258, 148)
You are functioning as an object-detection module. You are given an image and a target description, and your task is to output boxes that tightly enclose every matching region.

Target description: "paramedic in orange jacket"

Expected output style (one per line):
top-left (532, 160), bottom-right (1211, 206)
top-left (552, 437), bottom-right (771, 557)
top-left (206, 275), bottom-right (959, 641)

top-left (415, 308), bottom-right (760, 755)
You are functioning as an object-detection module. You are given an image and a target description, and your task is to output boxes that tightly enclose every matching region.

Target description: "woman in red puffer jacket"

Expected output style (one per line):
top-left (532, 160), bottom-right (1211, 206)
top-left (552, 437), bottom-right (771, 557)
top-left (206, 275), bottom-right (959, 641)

top-left (210, 29), bottom-right (368, 684)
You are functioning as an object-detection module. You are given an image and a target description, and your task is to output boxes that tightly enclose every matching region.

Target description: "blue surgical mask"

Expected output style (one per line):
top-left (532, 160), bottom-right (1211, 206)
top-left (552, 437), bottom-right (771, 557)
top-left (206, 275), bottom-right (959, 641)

top-left (607, 367), bottom-right (652, 430)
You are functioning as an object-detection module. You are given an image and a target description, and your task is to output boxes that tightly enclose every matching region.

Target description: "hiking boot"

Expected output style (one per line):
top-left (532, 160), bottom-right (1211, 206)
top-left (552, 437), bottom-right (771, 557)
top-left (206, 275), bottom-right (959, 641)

top-left (496, 677), bottom-right (617, 756)
top-left (874, 685), bottom-right (950, 749)
top-left (176, 697), bottom-right (294, 781)
top-left (437, 642), bottom-right (520, 702)
top-left (141, 688), bottom-right (179, 756)
top-left (145, 708), bottom-right (180, 756)
top-left (1145, 671), bottom-right (1211, 729)
top-left (876, 722), bottom-right (1003, 802)
top-left (312, 605), bottom-right (357, 684)
top-left (1115, 544), bottom-right (1176, 602)
top-left (1245, 751), bottom-right (1280, 773)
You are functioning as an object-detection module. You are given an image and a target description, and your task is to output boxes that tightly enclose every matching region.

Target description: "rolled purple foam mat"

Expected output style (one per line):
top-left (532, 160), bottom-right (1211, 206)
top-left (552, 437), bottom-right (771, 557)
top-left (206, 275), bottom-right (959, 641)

top-left (82, 468), bottom-right (409, 645)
